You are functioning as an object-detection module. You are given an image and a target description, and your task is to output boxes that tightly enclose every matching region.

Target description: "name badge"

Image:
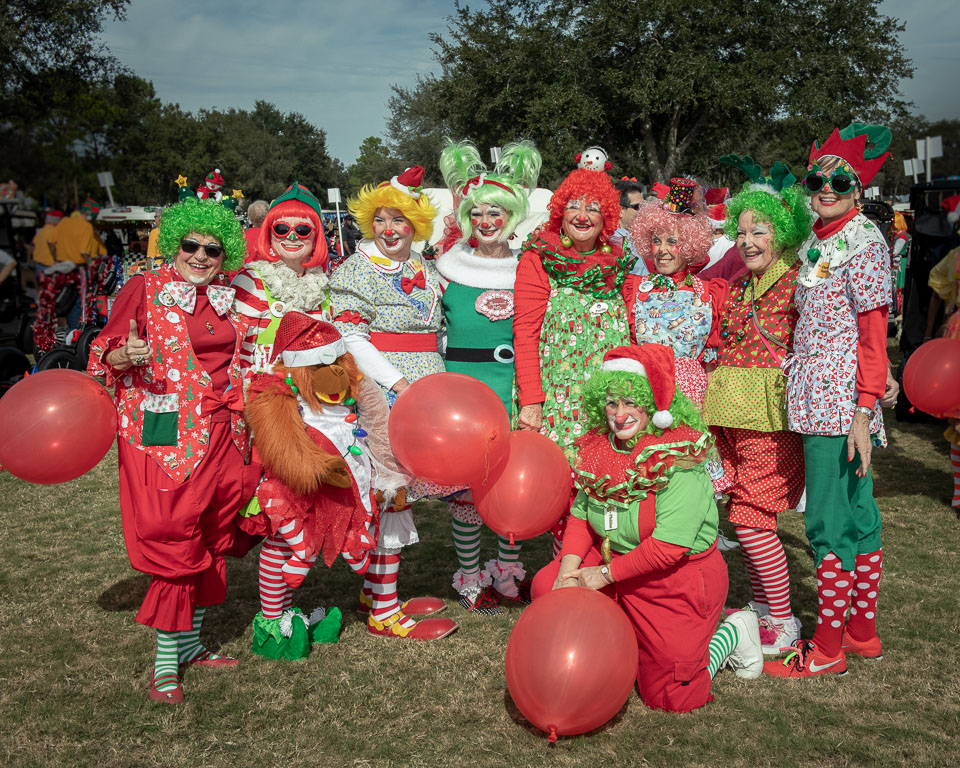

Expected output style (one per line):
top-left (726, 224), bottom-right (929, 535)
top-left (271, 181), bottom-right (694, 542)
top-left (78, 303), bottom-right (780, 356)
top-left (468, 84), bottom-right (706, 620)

top-left (604, 505), bottom-right (618, 531)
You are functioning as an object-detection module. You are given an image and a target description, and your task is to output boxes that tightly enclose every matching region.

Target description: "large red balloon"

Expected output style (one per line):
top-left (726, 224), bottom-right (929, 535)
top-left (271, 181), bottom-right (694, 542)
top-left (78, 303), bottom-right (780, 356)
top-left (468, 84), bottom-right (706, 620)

top-left (505, 587), bottom-right (638, 740)
top-left (389, 372), bottom-right (510, 486)
top-left (0, 369), bottom-right (117, 484)
top-left (903, 338), bottom-right (960, 417)
top-left (473, 430), bottom-right (572, 542)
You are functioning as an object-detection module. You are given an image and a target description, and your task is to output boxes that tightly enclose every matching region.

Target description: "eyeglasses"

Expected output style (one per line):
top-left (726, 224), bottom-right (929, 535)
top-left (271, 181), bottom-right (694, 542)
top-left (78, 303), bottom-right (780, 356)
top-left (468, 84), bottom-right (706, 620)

top-left (271, 221), bottom-right (315, 239)
top-left (804, 169), bottom-right (856, 195)
top-left (180, 238), bottom-right (223, 259)
top-left (621, 203), bottom-right (641, 211)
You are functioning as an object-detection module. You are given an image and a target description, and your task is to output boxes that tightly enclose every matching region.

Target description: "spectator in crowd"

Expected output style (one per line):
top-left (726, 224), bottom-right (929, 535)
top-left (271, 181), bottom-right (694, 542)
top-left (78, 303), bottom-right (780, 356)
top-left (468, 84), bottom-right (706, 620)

top-left (612, 178), bottom-right (648, 276)
top-left (244, 200), bottom-right (269, 262)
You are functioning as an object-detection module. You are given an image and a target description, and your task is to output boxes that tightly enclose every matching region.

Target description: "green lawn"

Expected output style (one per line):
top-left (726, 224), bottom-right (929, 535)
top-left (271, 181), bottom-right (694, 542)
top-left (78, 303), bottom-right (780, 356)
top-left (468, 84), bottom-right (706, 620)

top-left (1, 409), bottom-right (958, 767)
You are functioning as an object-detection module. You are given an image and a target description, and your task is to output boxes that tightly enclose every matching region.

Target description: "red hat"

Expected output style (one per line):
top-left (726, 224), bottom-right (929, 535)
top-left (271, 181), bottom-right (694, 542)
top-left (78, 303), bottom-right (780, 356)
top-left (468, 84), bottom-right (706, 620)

top-left (705, 187), bottom-right (729, 206)
top-left (206, 169), bottom-right (225, 188)
top-left (808, 124), bottom-right (891, 187)
top-left (385, 166), bottom-right (425, 199)
top-left (271, 312), bottom-right (346, 368)
top-left (601, 344), bottom-right (677, 428)
top-left (650, 181), bottom-right (670, 200)
top-left (46, 209), bottom-right (64, 221)
top-left (707, 203), bottom-right (726, 229)
top-left (942, 194), bottom-right (960, 226)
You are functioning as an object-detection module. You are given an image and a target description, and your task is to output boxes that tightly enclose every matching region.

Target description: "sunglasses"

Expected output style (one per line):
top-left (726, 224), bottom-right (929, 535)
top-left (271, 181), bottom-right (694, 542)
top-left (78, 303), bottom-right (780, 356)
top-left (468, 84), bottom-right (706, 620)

top-left (272, 221), bottom-right (315, 239)
top-left (180, 238), bottom-right (223, 258)
top-left (621, 203), bottom-right (641, 211)
top-left (804, 169), bottom-right (856, 195)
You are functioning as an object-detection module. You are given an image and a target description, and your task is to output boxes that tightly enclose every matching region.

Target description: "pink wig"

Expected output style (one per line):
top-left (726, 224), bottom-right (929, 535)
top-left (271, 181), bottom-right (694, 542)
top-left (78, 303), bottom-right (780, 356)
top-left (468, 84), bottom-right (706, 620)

top-left (257, 199), bottom-right (329, 270)
top-left (629, 201), bottom-right (712, 267)
top-left (547, 169), bottom-right (621, 239)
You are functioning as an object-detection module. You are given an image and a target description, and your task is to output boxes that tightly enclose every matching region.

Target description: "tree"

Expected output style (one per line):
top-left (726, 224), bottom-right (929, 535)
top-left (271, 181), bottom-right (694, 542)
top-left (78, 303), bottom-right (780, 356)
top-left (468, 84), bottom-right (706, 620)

top-left (346, 137), bottom-right (404, 196)
top-left (390, 0), bottom-right (913, 185)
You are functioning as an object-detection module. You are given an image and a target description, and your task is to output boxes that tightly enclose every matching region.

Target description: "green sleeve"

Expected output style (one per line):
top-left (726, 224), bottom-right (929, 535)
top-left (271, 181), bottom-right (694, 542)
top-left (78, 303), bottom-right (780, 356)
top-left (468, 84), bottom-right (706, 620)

top-left (651, 467), bottom-right (719, 554)
top-left (570, 490), bottom-right (588, 521)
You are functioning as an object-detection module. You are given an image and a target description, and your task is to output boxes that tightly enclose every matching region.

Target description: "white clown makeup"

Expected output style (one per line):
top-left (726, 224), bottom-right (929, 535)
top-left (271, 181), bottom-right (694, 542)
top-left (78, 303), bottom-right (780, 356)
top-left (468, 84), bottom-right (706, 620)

top-left (269, 215), bottom-right (317, 275)
top-left (372, 206), bottom-right (414, 260)
top-left (605, 395), bottom-right (650, 441)
top-left (562, 197), bottom-right (604, 252)
top-left (470, 202), bottom-right (506, 245)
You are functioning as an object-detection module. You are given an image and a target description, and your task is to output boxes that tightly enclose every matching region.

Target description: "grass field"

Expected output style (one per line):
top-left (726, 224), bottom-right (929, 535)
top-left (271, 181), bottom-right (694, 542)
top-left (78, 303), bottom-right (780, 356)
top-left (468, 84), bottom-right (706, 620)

top-left (1, 405), bottom-right (959, 767)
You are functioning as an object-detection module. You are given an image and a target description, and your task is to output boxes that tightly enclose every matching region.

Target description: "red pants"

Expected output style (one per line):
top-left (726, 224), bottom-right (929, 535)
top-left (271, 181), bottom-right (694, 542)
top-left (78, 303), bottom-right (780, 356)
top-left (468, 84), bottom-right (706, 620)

top-left (532, 543), bottom-right (727, 713)
top-left (714, 427), bottom-right (805, 531)
top-left (118, 420), bottom-right (260, 631)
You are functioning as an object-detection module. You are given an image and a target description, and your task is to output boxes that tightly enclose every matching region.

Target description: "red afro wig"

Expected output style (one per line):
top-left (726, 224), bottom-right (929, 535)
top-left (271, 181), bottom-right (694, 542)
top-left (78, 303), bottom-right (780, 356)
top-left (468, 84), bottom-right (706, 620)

top-left (257, 199), bottom-right (329, 270)
top-left (547, 169), bottom-right (621, 239)
top-left (629, 201), bottom-right (712, 267)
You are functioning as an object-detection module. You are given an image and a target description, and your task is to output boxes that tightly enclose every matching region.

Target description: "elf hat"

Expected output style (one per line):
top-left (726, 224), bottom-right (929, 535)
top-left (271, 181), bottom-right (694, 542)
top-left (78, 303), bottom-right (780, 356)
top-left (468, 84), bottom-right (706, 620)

top-left (271, 312), bottom-right (346, 368)
top-left (385, 166), bottom-right (425, 200)
top-left (258, 181), bottom-right (329, 270)
top-left (80, 197), bottom-right (100, 219)
top-left (601, 344), bottom-right (677, 428)
top-left (808, 123), bottom-right (891, 187)
top-left (206, 169), bottom-right (225, 188)
top-left (707, 203), bottom-right (726, 229)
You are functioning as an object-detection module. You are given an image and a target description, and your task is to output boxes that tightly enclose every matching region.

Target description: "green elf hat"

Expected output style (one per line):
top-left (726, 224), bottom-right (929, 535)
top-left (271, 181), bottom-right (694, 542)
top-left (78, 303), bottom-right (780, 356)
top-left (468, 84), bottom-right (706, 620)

top-left (80, 197), bottom-right (100, 219)
top-left (269, 181), bottom-right (324, 217)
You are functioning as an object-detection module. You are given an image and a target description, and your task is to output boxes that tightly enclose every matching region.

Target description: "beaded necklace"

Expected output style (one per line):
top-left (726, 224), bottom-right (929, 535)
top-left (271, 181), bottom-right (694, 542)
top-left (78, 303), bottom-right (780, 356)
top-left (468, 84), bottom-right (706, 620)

top-left (525, 234), bottom-right (635, 300)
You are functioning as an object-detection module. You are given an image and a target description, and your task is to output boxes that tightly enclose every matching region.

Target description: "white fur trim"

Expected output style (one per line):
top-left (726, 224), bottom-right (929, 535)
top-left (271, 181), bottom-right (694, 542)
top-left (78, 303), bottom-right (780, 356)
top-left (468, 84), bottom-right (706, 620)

top-left (308, 607), bottom-right (327, 626)
top-left (390, 176), bottom-right (420, 199)
top-left (653, 410), bottom-right (674, 428)
top-left (281, 338), bottom-right (346, 367)
top-left (601, 358), bottom-right (647, 376)
top-left (949, 210), bottom-right (959, 225)
top-left (435, 244), bottom-right (519, 290)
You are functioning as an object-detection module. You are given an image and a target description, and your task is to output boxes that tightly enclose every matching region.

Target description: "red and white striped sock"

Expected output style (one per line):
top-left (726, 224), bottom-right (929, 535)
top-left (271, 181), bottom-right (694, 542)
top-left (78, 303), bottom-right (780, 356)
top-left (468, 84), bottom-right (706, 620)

top-left (259, 536), bottom-right (292, 620)
top-left (735, 526), bottom-right (791, 619)
top-left (846, 550), bottom-right (883, 641)
top-left (277, 518), bottom-right (317, 588)
top-left (951, 445), bottom-right (960, 508)
top-left (341, 511), bottom-right (376, 575)
top-left (366, 549), bottom-right (415, 629)
top-left (810, 552), bottom-right (853, 657)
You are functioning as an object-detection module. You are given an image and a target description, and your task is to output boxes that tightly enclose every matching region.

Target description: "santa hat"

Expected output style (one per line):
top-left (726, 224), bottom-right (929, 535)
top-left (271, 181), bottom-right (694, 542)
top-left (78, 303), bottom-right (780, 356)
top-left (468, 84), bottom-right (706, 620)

top-left (942, 194), bottom-right (960, 225)
top-left (46, 209), bottom-right (64, 222)
top-left (707, 203), bottom-right (726, 229)
top-left (271, 312), bottom-right (346, 368)
top-left (650, 182), bottom-right (670, 200)
top-left (705, 187), bottom-right (729, 206)
top-left (387, 166), bottom-right (425, 199)
top-left (206, 169), bottom-right (225, 188)
top-left (601, 344), bottom-right (677, 429)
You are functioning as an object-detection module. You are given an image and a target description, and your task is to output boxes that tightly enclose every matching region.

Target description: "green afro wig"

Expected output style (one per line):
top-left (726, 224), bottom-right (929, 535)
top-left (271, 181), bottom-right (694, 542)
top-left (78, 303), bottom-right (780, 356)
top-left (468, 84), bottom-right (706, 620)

top-left (157, 197), bottom-right (247, 272)
top-left (723, 183), bottom-right (812, 253)
top-left (581, 370), bottom-right (708, 438)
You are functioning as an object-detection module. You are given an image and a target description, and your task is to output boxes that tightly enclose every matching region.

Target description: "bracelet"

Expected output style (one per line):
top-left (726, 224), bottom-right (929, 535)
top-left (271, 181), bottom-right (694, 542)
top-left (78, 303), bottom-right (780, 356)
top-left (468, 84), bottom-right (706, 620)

top-left (854, 406), bottom-right (873, 418)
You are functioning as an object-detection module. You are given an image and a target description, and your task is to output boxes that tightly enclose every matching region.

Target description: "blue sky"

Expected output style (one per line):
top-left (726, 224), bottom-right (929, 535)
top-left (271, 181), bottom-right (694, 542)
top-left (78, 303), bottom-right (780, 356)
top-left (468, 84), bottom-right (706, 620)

top-left (100, 0), bottom-right (960, 166)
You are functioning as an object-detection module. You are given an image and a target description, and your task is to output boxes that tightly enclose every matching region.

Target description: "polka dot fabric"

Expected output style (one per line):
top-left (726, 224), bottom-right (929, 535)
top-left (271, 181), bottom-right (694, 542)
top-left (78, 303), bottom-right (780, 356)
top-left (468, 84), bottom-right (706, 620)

top-left (714, 427), bottom-right (805, 531)
top-left (811, 552), bottom-right (853, 657)
top-left (846, 549), bottom-right (883, 641)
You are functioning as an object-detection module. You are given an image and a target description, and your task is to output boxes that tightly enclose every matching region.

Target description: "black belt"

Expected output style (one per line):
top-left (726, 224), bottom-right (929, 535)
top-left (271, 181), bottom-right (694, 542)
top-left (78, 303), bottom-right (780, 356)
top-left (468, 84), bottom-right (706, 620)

top-left (445, 344), bottom-right (515, 364)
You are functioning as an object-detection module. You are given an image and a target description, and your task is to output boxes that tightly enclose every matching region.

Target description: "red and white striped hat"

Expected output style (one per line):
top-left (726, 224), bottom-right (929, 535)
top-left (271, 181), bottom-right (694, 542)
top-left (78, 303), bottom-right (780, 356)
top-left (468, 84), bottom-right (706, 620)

top-left (601, 344), bottom-right (677, 428)
top-left (271, 311), bottom-right (346, 368)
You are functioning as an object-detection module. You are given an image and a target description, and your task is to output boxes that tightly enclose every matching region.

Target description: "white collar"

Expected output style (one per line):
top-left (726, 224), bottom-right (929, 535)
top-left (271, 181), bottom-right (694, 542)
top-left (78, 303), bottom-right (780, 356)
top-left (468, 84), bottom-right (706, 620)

top-left (357, 239), bottom-right (418, 274)
top-left (248, 259), bottom-right (328, 312)
top-left (436, 243), bottom-right (518, 289)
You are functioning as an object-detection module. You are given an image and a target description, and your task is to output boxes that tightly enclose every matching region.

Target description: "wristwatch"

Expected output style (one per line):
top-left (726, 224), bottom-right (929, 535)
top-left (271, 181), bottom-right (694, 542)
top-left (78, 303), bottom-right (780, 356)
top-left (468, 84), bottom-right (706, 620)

top-left (854, 406), bottom-right (873, 418)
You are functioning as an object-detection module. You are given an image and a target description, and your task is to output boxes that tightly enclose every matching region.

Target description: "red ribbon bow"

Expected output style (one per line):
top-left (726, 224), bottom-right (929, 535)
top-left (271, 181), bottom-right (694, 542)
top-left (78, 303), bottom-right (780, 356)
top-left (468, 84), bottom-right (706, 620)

top-left (200, 385), bottom-right (245, 416)
top-left (401, 272), bottom-right (426, 294)
top-left (621, 176), bottom-right (638, 182)
top-left (334, 310), bottom-right (368, 325)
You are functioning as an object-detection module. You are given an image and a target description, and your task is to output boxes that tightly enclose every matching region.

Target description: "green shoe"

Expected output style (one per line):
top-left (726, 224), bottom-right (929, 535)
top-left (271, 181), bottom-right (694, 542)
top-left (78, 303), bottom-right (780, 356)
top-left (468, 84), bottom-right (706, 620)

top-left (251, 609), bottom-right (311, 660)
top-left (308, 607), bottom-right (343, 645)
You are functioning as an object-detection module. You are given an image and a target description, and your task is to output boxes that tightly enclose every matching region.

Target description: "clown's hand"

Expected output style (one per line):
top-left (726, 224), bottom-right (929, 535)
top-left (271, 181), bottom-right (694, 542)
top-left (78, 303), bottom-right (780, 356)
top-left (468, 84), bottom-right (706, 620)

top-left (321, 457), bottom-right (353, 488)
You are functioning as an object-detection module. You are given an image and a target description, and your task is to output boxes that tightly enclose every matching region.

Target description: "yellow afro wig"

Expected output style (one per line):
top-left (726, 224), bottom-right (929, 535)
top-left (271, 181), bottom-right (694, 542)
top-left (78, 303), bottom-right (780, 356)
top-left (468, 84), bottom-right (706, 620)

top-left (348, 183), bottom-right (437, 243)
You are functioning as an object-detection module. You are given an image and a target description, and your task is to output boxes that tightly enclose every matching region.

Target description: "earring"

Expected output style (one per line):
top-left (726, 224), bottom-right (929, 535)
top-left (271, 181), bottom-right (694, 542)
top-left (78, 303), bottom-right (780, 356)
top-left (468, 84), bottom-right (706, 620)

top-left (468, 235), bottom-right (479, 248)
top-left (560, 234), bottom-right (573, 248)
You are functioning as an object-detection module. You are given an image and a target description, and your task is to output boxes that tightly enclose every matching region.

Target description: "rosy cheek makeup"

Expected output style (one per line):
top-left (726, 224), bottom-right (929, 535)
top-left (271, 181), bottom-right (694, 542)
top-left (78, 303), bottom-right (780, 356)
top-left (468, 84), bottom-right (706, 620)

top-left (494, 218), bottom-right (503, 227)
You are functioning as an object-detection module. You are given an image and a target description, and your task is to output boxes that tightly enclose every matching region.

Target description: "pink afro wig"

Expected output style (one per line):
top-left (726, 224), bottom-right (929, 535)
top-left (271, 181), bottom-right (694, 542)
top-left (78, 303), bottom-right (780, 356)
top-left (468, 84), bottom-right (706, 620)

top-left (257, 199), bottom-right (329, 270)
top-left (629, 201), bottom-right (712, 267)
top-left (547, 169), bottom-right (621, 239)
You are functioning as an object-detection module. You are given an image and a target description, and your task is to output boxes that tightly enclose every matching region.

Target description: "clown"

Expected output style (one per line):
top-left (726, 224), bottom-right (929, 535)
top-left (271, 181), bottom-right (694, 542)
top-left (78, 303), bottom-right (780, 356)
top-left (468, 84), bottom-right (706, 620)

top-left (196, 169), bottom-right (225, 201)
top-left (242, 312), bottom-right (408, 658)
top-left (767, 123), bottom-right (894, 678)
top-left (436, 138), bottom-right (542, 614)
top-left (232, 182), bottom-right (331, 373)
top-left (531, 344), bottom-right (764, 713)
top-left (327, 166), bottom-right (457, 640)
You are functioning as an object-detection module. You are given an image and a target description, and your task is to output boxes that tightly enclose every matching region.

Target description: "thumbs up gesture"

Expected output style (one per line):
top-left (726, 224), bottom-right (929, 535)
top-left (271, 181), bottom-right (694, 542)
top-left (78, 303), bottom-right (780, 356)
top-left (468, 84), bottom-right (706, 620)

top-left (122, 319), bottom-right (152, 368)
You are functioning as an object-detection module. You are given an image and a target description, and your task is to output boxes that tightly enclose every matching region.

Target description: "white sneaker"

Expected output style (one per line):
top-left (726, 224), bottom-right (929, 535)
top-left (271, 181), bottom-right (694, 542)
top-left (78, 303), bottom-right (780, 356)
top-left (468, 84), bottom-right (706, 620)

top-left (716, 533), bottom-right (740, 552)
top-left (759, 615), bottom-right (802, 655)
top-left (747, 600), bottom-right (770, 617)
top-left (723, 610), bottom-right (763, 679)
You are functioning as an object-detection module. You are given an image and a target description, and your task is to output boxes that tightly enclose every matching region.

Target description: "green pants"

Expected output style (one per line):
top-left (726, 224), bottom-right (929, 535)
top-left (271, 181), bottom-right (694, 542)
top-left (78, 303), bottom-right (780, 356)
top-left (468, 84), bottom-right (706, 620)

top-left (802, 434), bottom-right (882, 571)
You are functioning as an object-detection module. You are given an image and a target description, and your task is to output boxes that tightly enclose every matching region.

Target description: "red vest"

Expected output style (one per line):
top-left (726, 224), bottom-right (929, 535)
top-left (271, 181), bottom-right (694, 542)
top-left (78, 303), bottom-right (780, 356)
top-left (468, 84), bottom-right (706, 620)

top-left (113, 265), bottom-right (249, 483)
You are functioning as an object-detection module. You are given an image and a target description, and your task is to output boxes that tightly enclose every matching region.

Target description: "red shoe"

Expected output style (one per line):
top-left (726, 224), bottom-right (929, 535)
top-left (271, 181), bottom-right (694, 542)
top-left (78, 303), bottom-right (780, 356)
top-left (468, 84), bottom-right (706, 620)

top-left (367, 610), bottom-right (458, 640)
top-left (149, 674), bottom-right (185, 705)
top-left (181, 649), bottom-right (241, 669)
top-left (841, 632), bottom-right (883, 660)
top-left (401, 596), bottom-right (447, 616)
top-left (763, 640), bottom-right (847, 678)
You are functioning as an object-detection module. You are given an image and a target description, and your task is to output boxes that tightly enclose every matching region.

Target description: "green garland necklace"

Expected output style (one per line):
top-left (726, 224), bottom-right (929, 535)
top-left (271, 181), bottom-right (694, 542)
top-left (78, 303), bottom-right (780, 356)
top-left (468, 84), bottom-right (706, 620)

top-left (524, 234), bottom-right (636, 300)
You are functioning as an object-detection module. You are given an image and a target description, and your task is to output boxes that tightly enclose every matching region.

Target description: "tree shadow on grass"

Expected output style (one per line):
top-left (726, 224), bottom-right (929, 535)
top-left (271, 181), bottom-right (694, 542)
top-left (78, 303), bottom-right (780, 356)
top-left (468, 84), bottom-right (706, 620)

top-left (97, 574), bottom-right (150, 612)
top-left (503, 686), bottom-right (631, 743)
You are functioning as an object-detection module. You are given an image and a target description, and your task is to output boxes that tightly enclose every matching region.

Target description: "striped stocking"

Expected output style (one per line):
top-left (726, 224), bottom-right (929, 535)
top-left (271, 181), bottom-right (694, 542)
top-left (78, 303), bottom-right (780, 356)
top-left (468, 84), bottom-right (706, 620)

top-left (498, 535), bottom-right (522, 566)
top-left (811, 552), bottom-right (853, 657)
top-left (707, 622), bottom-right (739, 679)
top-left (951, 445), bottom-right (960, 508)
top-left (366, 548), bottom-right (415, 630)
top-left (734, 526), bottom-right (792, 620)
top-left (277, 518), bottom-right (317, 589)
top-left (259, 536), bottom-right (292, 619)
top-left (846, 550), bottom-right (883, 641)
top-left (153, 630), bottom-right (180, 692)
top-left (452, 518), bottom-right (482, 575)
top-left (178, 606), bottom-right (220, 664)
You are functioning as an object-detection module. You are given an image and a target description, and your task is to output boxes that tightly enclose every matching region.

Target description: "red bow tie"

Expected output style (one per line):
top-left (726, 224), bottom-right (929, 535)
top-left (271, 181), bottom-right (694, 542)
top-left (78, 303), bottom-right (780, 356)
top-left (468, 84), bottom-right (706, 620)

top-left (401, 271), bottom-right (426, 294)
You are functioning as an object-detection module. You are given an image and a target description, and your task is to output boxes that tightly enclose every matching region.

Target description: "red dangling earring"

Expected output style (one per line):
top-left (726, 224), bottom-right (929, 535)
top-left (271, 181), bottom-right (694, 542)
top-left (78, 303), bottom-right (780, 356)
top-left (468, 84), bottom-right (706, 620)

top-left (468, 236), bottom-right (479, 248)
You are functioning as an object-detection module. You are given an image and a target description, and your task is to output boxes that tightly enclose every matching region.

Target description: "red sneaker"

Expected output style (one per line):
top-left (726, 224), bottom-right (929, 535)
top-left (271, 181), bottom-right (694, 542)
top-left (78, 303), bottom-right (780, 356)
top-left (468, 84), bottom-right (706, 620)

top-left (841, 633), bottom-right (883, 660)
top-left (149, 674), bottom-right (185, 705)
top-left (763, 640), bottom-right (847, 678)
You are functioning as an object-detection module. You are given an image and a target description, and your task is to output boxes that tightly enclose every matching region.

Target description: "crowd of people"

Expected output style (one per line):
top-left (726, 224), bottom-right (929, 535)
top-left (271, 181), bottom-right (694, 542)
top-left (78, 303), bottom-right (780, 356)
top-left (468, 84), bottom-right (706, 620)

top-left (7, 120), bottom-right (952, 715)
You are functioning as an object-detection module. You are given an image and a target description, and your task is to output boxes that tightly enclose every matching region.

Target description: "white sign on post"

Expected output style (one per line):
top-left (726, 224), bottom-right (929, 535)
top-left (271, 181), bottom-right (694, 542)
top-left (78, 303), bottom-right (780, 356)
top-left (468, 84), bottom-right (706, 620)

top-left (916, 137), bottom-right (943, 160)
top-left (327, 188), bottom-right (343, 265)
top-left (327, 188), bottom-right (341, 204)
top-left (490, 147), bottom-right (502, 163)
top-left (97, 171), bottom-right (116, 206)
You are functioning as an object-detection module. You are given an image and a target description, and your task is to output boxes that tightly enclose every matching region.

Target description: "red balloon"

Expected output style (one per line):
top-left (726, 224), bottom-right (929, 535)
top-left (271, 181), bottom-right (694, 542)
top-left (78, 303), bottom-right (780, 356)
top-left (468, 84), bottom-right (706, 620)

top-left (505, 587), bottom-right (638, 740)
top-left (903, 338), bottom-right (960, 417)
top-left (389, 372), bottom-right (510, 486)
top-left (473, 431), bottom-right (572, 542)
top-left (0, 369), bottom-right (117, 484)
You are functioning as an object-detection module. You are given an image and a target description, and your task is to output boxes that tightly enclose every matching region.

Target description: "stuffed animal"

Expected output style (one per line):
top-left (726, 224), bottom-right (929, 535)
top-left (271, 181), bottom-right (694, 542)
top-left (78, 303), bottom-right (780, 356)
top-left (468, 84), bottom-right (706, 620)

top-left (575, 146), bottom-right (611, 171)
top-left (242, 312), bottom-right (407, 659)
